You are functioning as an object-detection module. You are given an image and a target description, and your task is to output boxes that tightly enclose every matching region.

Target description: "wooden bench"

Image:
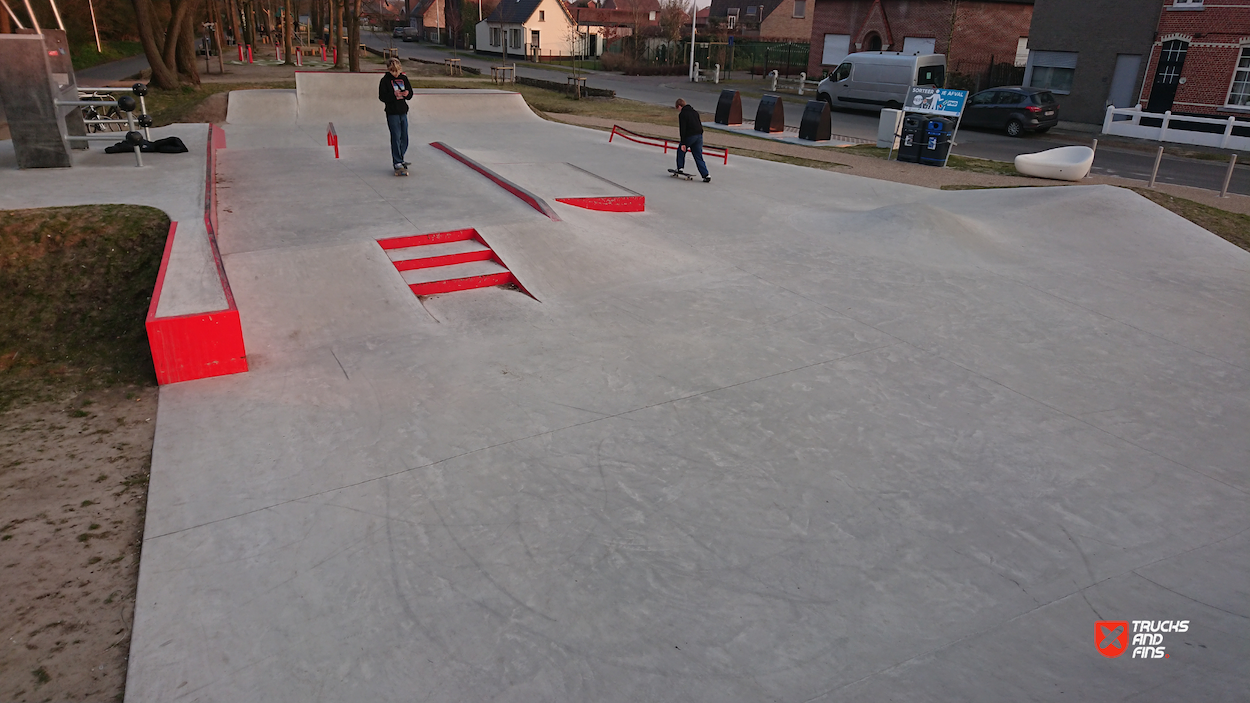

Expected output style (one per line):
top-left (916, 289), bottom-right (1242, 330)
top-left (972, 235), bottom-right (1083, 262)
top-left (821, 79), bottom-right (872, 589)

top-left (490, 64), bottom-right (516, 84)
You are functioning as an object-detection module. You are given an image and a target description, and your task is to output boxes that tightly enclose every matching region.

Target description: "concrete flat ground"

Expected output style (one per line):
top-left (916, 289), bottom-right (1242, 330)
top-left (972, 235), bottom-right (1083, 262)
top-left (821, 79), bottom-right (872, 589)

top-left (123, 83), bottom-right (1249, 701)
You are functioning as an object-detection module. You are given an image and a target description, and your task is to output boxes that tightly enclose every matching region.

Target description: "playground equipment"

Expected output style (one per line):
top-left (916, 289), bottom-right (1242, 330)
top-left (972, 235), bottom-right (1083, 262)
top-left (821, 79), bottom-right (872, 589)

top-left (0, 29), bottom-right (153, 168)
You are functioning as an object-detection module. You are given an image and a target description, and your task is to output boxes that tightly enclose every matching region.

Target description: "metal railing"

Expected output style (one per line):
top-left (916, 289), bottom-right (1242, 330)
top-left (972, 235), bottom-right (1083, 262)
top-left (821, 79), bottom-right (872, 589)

top-left (608, 125), bottom-right (729, 165)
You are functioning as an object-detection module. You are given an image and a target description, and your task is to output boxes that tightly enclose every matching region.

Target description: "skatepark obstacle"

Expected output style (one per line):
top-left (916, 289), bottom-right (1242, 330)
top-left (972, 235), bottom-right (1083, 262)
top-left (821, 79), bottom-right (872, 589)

top-left (608, 124), bottom-right (730, 165)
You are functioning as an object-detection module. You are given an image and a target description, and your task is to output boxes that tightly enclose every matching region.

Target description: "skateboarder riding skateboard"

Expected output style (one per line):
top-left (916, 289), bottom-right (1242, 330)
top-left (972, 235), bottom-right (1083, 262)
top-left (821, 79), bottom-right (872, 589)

top-left (672, 98), bottom-right (710, 183)
top-left (379, 58), bottom-right (413, 175)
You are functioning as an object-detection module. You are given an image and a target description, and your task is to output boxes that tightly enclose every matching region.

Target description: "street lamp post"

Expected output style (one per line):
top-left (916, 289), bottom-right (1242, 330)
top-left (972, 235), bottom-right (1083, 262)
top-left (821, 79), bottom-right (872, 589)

top-left (688, 0), bottom-right (697, 81)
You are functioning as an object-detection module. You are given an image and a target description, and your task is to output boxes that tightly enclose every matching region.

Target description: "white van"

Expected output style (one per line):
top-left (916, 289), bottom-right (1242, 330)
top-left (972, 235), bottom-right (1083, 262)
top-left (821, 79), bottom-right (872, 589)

top-left (817, 52), bottom-right (946, 112)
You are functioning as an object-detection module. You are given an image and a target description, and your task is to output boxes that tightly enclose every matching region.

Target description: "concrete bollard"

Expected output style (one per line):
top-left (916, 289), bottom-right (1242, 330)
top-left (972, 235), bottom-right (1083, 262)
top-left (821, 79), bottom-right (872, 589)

top-left (798, 72), bottom-right (806, 96)
top-left (714, 64), bottom-right (720, 84)
top-left (768, 70), bottom-right (778, 92)
top-left (1149, 145), bottom-right (1164, 188)
top-left (693, 61), bottom-right (700, 82)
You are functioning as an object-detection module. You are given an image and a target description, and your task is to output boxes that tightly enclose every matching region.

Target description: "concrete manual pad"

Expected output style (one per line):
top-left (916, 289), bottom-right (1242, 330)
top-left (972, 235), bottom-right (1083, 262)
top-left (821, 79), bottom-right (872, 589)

top-left (485, 161), bottom-right (639, 201)
top-left (0, 124), bottom-right (228, 317)
top-left (124, 88), bottom-right (1249, 702)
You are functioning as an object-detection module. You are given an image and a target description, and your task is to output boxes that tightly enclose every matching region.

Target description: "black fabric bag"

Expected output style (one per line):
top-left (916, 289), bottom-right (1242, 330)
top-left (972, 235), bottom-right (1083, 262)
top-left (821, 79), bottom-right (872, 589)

top-left (104, 136), bottom-right (189, 154)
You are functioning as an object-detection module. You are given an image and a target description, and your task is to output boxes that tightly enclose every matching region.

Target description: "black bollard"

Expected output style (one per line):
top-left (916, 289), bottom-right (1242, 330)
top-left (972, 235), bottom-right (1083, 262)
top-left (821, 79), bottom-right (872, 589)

top-left (715, 89), bottom-right (743, 126)
top-left (755, 95), bottom-right (785, 133)
top-left (798, 100), bottom-right (831, 141)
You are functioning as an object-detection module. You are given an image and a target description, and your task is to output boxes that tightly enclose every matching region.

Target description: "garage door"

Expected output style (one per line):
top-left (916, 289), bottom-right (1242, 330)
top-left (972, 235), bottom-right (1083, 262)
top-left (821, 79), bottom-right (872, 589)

top-left (822, 34), bottom-right (850, 66)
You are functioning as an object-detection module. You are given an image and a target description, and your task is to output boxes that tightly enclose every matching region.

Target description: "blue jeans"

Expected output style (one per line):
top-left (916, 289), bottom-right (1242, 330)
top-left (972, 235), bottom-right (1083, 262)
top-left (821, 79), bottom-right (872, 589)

top-left (387, 113), bottom-right (408, 167)
top-left (677, 134), bottom-right (708, 178)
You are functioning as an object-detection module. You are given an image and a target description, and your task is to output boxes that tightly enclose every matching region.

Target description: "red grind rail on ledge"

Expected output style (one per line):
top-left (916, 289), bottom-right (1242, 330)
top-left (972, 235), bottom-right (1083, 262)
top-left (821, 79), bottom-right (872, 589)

top-left (327, 122), bottom-right (339, 158)
top-left (608, 125), bottom-right (729, 165)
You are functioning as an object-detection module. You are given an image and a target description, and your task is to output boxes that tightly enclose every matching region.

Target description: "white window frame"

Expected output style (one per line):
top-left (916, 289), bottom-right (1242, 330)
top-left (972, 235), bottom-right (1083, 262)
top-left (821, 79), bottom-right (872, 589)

top-left (1171, 0), bottom-right (1203, 8)
top-left (539, 10), bottom-right (545, 21)
top-left (1227, 46), bottom-right (1250, 107)
top-left (793, 0), bottom-right (805, 19)
top-left (490, 26), bottom-right (501, 46)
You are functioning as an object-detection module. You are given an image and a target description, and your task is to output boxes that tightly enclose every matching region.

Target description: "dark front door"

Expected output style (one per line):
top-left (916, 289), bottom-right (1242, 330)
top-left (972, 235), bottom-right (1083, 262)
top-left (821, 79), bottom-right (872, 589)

top-left (1146, 40), bottom-right (1187, 113)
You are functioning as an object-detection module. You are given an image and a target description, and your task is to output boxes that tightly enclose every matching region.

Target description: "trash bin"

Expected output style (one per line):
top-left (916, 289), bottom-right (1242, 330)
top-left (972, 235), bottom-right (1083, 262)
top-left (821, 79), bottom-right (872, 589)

top-left (919, 116), bottom-right (955, 166)
top-left (897, 114), bottom-right (925, 163)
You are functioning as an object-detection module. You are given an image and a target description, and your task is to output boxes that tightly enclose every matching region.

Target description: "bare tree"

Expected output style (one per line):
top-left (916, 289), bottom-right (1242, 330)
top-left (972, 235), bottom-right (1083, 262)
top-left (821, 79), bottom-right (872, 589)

top-left (131, 0), bottom-right (203, 89)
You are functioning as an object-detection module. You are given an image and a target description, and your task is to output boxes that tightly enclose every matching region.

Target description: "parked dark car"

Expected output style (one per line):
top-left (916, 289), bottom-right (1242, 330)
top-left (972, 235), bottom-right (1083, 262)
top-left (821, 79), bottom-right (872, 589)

top-left (960, 87), bottom-right (1059, 137)
top-left (392, 27), bottom-right (405, 38)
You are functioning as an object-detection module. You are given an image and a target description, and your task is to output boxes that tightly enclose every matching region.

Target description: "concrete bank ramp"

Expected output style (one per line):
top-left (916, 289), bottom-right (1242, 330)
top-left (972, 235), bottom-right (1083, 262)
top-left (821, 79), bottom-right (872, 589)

top-left (293, 72), bottom-right (536, 125)
top-left (225, 89), bottom-right (297, 124)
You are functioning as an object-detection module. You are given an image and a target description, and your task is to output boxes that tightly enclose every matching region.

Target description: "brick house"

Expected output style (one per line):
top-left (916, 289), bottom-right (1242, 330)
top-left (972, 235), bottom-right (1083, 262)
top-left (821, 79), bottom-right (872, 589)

top-left (706, 0), bottom-right (814, 41)
top-left (806, 0), bottom-right (1033, 83)
top-left (1138, 0), bottom-right (1250, 118)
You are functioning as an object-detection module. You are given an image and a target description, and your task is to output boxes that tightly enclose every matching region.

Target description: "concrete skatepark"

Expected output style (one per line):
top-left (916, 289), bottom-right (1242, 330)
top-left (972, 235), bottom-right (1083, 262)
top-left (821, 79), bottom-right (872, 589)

top-left (6, 72), bottom-right (1248, 700)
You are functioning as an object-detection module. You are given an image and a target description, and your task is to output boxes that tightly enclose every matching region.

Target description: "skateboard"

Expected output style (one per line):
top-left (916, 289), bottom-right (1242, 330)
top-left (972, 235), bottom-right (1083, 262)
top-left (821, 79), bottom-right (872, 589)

top-left (668, 168), bottom-right (694, 181)
top-left (394, 166), bottom-right (409, 177)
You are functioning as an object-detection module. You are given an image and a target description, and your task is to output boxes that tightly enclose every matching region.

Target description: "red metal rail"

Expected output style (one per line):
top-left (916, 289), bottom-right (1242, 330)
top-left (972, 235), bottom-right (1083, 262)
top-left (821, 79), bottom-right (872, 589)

top-left (326, 122), bottom-right (339, 158)
top-left (608, 124), bottom-right (729, 165)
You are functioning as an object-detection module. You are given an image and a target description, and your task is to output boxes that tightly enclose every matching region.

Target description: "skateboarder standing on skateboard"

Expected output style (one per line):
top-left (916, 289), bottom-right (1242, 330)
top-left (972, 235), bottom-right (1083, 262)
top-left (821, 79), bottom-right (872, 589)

top-left (675, 99), bottom-right (710, 183)
top-left (379, 58), bottom-right (413, 175)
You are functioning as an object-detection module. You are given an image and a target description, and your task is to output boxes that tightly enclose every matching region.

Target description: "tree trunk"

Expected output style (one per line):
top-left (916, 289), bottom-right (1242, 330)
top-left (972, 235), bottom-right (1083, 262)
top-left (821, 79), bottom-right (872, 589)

top-left (347, 0), bottom-right (359, 72)
top-left (330, 0), bottom-right (341, 67)
top-left (227, 0), bottom-right (241, 45)
top-left (176, 0), bottom-right (202, 84)
top-left (282, 0), bottom-right (293, 64)
top-left (131, 0), bottom-right (182, 89)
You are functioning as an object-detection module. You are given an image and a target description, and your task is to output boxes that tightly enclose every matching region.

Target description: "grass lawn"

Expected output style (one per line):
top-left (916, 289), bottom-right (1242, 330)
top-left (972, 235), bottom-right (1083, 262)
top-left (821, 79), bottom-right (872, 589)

top-left (0, 205), bottom-right (170, 410)
top-left (70, 41), bottom-right (145, 71)
top-left (142, 81), bottom-right (296, 126)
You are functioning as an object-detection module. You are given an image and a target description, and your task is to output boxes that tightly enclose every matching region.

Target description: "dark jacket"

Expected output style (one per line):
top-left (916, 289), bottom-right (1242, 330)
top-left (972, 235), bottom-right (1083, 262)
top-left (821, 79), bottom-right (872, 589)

top-left (678, 104), bottom-right (703, 142)
top-left (379, 73), bottom-right (413, 116)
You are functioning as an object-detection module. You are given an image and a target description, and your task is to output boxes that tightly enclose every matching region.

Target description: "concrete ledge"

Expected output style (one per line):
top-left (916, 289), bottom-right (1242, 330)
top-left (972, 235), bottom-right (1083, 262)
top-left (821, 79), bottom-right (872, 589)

top-left (146, 125), bottom-right (248, 385)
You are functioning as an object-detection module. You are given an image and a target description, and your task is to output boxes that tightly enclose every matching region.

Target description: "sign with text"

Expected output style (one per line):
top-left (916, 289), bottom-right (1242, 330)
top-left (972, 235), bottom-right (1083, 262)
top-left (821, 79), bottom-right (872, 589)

top-left (904, 87), bottom-right (968, 117)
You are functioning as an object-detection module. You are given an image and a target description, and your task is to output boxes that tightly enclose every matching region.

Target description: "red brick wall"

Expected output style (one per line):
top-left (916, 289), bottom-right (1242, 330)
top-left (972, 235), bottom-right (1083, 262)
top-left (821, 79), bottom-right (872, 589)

top-left (1139, 0), bottom-right (1250, 115)
top-left (807, 0), bottom-right (1033, 76)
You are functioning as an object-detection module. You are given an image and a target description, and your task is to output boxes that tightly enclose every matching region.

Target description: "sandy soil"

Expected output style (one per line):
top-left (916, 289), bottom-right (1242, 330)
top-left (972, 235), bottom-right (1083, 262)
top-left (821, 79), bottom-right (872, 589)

top-left (0, 385), bottom-right (157, 703)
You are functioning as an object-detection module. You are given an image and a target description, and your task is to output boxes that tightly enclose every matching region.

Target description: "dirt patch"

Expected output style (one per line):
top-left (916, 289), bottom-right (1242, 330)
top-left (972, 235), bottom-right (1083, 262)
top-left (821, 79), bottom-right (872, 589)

top-left (0, 384), bottom-right (156, 703)
top-left (1, 205), bottom-right (168, 700)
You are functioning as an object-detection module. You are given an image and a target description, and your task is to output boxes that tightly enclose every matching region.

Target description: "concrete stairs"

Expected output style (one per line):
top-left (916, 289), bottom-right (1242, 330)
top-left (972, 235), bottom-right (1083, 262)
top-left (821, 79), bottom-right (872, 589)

top-left (378, 229), bottom-right (518, 296)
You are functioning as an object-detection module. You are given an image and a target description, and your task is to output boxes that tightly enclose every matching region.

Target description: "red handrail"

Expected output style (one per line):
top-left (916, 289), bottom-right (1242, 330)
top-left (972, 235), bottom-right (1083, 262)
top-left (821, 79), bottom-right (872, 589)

top-left (609, 124), bottom-right (729, 165)
top-left (326, 122), bottom-right (339, 158)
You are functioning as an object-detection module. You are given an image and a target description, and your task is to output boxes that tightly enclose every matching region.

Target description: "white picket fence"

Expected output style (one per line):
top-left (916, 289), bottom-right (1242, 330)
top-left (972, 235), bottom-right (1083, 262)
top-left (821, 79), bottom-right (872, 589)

top-left (1102, 106), bottom-right (1249, 151)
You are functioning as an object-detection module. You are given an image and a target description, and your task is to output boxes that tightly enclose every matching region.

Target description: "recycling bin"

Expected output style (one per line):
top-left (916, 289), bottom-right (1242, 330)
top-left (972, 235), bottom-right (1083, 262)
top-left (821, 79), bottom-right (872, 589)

top-left (919, 116), bottom-right (956, 166)
top-left (896, 113), bottom-right (925, 163)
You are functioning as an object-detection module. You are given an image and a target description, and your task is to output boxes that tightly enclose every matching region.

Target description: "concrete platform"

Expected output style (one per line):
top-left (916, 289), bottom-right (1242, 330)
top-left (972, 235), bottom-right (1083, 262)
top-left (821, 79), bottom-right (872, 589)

top-left (116, 77), bottom-right (1249, 701)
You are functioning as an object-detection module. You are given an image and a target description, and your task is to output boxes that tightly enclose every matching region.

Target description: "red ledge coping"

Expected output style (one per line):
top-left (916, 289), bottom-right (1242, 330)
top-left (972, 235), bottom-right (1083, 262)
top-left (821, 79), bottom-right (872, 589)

top-left (429, 142), bottom-right (562, 221)
top-left (555, 195), bottom-right (645, 212)
top-left (144, 125), bottom-right (248, 386)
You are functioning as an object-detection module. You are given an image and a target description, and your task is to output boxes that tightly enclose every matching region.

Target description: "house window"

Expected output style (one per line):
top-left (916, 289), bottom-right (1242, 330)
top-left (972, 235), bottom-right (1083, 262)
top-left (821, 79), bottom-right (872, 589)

top-left (510, 28), bottom-right (522, 47)
top-left (793, 0), bottom-right (805, 18)
top-left (1028, 50), bottom-right (1078, 94)
top-left (1229, 47), bottom-right (1250, 107)
top-left (649, 10), bottom-right (656, 20)
top-left (746, 5), bottom-right (757, 15)
top-left (1171, 0), bottom-right (1203, 7)
top-left (539, 10), bottom-right (545, 20)
top-left (490, 27), bottom-right (500, 46)
top-left (727, 8), bottom-right (738, 29)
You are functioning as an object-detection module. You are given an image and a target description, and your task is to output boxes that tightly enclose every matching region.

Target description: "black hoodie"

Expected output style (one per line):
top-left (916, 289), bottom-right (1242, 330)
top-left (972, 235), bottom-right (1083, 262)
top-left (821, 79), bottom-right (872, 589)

top-left (379, 73), bottom-right (413, 116)
top-left (678, 104), bottom-right (703, 142)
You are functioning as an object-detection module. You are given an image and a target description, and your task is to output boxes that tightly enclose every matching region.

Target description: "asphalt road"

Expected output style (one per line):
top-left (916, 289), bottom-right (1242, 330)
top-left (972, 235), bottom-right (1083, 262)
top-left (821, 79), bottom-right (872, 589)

top-left (84, 38), bottom-right (1250, 196)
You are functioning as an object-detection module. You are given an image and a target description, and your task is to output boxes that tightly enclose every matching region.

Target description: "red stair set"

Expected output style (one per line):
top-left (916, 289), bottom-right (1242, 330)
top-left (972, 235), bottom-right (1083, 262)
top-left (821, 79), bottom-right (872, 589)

top-left (377, 228), bottom-right (522, 297)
